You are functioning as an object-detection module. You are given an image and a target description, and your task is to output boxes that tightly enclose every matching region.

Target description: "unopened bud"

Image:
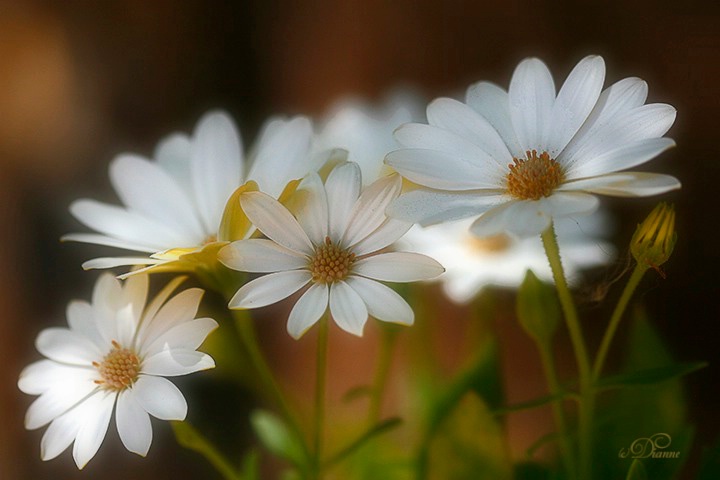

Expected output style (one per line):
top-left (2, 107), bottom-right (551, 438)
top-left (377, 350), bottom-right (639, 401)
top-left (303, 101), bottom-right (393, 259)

top-left (631, 203), bottom-right (676, 275)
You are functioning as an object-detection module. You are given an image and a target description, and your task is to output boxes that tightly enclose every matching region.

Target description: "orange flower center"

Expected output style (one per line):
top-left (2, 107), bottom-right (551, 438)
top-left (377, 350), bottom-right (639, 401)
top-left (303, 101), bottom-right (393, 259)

top-left (309, 237), bottom-right (356, 284)
top-left (93, 341), bottom-right (140, 391)
top-left (506, 150), bottom-right (565, 200)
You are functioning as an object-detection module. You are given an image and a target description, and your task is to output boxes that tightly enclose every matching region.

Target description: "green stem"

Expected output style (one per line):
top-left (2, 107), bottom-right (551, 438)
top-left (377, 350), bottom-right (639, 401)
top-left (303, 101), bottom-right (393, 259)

top-left (537, 342), bottom-right (577, 479)
top-left (541, 222), bottom-right (593, 480)
top-left (313, 315), bottom-right (330, 479)
top-left (592, 264), bottom-right (647, 381)
top-left (368, 326), bottom-right (397, 426)
top-left (171, 421), bottom-right (243, 480)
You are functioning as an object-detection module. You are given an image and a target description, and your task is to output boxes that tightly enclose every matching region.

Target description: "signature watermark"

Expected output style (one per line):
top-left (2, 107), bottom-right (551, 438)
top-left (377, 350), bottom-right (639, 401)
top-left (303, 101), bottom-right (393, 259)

top-left (619, 433), bottom-right (681, 459)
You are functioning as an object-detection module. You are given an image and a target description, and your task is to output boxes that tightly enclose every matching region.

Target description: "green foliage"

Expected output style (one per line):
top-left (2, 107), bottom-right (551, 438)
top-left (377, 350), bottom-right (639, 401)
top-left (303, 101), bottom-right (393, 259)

top-left (517, 270), bottom-right (561, 344)
top-left (625, 459), bottom-right (648, 480)
top-left (250, 410), bottom-right (308, 470)
top-left (596, 362), bottom-right (707, 391)
top-left (171, 421), bottom-right (243, 480)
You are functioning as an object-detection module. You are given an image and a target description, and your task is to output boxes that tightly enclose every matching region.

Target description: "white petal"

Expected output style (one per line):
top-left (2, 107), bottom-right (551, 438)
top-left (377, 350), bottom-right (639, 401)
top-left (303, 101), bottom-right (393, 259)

top-left (61, 233), bottom-right (158, 253)
top-left (509, 58), bottom-right (556, 152)
top-left (342, 174), bottom-right (402, 247)
top-left (116, 390), bottom-right (152, 456)
top-left (141, 349), bottom-right (215, 376)
top-left (24, 371), bottom-right (98, 430)
top-left (545, 55), bottom-right (605, 155)
top-left (154, 133), bottom-right (192, 192)
top-left (70, 199), bottom-right (189, 251)
top-left (72, 391), bottom-right (115, 469)
top-left (140, 276), bottom-right (187, 331)
top-left (560, 172), bottom-right (681, 197)
top-left (385, 148), bottom-right (501, 190)
top-left (228, 270), bottom-right (312, 309)
top-left (288, 172), bottom-right (329, 245)
top-left (240, 191), bottom-right (314, 255)
top-left (36, 328), bottom-right (101, 365)
top-left (248, 116), bottom-right (314, 198)
top-left (346, 276), bottom-right (414, 325)
top-left (19, 360), bottom-right (87, 395)
top-left (387, 188), bottom-right (504, 225)
top-left (329, 281), bottom-right (368, 336)
top-left (287, 283), bottom-right (329, 339)
top-left (354, 252), bottom-right (444, 282)
top-left (425, 97), bottom-right (512, 166)
top-left (218, 239), bottom-right (308, 273)
top-left (466, 81), bottom-right (523, 156)
top-left (139, 288), bottom-right (204, 350)
top-left (110, 154), bottom-right (204, 238)
top-left (133, 376), bottom-right (188, 420)
top-left (66, 301), bottom-right (104, 349)
top-left (81, 256), bottom-right (164, 271)
top-left (142, 317), bottom-right (218, 356)
top-left (121, 273), bottom-right (149, 330)
top-left (325, 162), bottom-right (362, 240)
top-left (350, 218), bottom-right (412, 256)
top-left (191, 111), bottom-right (244, 234)
top-left (569, 137), bottom-right (676, 178)
top-left (40, 402), bottom-right (87, 461)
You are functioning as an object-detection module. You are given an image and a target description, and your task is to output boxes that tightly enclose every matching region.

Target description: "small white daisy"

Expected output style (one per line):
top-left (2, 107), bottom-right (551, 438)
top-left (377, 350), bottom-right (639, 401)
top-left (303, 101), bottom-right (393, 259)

top-left (18, 274), bottom-right (217, 469)
top-left (386, 55), bottom-right (680, 238)
top-left (218, 162), bottom-right (444, 339)
top-left (64, 110), bottom-right (319, 275)
top-left (402, 212), bottom-right (614, 304)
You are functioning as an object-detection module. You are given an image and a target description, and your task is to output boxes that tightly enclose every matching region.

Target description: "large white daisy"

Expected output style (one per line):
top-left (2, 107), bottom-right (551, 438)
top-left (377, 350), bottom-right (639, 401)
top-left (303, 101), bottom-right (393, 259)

top-left (402, 212), bottom-right (614, 304)
top-left (386, 55), bottom-right (680, 238)
top-left (18, 274), bottom-right (217, 469)
top-left (218, 162), bottom-right (444, 339)
top-left (64, 110), bottom-right (318, 275)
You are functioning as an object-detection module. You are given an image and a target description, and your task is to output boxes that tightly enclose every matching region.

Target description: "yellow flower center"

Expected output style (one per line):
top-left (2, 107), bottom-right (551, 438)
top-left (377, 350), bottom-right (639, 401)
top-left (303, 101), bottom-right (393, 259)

top-left (468, 234), bottom-right (512, 253)
top-left (93, 341), bottom-right (140, 391)
top-left (309, 237), bottom-right (356, 284)
top-left (506, 150), bottom-right (565, 200)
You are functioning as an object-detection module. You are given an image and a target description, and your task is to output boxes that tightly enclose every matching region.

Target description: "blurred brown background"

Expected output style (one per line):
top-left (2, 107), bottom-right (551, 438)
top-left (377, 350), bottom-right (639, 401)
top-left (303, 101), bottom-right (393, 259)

top-left (1, 0), bottom-right (718, 478)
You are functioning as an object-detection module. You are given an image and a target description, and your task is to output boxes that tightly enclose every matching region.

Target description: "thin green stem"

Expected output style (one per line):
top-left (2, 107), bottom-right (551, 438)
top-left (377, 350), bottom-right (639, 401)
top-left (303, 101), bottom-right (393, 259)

top-left (171, 421), bottom-right (243, 480)
top-left (368, 326), bottom-right (397, 426)
top-left (537, 342), bottom-right (577, 479)
top-left (541, 222), bottom-right (593, 480)
top-left (592, 264), bottom-right (647, 381)
top-left (313, 314), bottom-right (330, 479)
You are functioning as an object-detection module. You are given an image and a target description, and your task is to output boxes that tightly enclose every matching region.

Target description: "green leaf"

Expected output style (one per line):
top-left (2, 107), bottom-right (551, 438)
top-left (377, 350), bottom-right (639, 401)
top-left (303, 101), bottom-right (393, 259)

top-left (250, 410), bottom-right (307, 469)
top-left (240, 449), bottom-right (260, 480)
top-left (516, 270), bottom-right (560, 344)
top-left (625, 459), bottom-right (648, 480)
top-left (325, 417), bottom-right (403, 468)
top-left (171, 421), bottom-right (242, 480)
top-left (595, 361), bottom-right (707, 391)
top-left (491, 391), bottom-right (577, 417)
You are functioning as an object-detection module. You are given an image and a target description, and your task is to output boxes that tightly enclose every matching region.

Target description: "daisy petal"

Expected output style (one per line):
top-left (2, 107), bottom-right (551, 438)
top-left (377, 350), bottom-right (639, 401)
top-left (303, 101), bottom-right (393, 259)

top-left (546, 55), bottom-right (605, 155)
top-left (133, 376), bottom-right (188, 420)
top-left (116, 390), bottom-right (152, 456)
top-left (288, 173), bottom-right (329, 245)
top-left (19, 360), bottom-right (89, 395)
top-left (25, 379), bottom-right (98, 430)
top-left (36, 328), bottom-right (101, 365)
top-left (426, 97), bottom-right (512, 166)
top-left (154, 133), bottom-right (192, 192)
top-left (342, 174), bottom-right (402, 247)
top-left (350, 218), bottom-right (412, 256)
top-left (191, 111), bottom-right (243, 234)
top-left (60, 233), bottom-right (158, 253)
top-left (326, 162), bottom-right (362, 240)
top-left (72, 391), bottom-right (115, 469)
top-left (40, 403), bottom-right (86, 461)
top-left (569, 137), bottom-right (676, 178)
top-left (66, 301), bottom-right (104, 348)
top-left (329, 281), bottom-right (368, 336)
top-left (561, 172), bottom-right (681, 197)
top-left (142, 318), bottom-right (218, 356)
top-left (287, 283), bottom-right (329, 339)
top-left (218, 239), bottom-right (307, 273)
top-left (387, 188), bottom-right (504, 225)
top-left (140, 288), bottom-right (204, 349)
top-left (228, 270), bottom-right (312, 309)
top-left (509, 57), bottom-right (556, 152)
top-left (81, 257), bottom-right (164, 271)
top-left (240, 191), bottom-right (314, 255)
top-left (466, 81), bottom-right (523, 156)
top-left (141, 349), bottom-right (215, 376)
top-left (354, 252), bottom-right (444, 282)
top-left (346, 276), bottom-right (414, 325)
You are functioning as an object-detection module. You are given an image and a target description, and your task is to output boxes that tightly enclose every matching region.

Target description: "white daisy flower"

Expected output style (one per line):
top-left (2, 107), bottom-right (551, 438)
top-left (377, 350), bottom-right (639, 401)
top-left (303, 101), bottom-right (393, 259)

top-left (64, 110), bottom-right (318, 275)
top-left (315, 91), bottom-right (423, 184)
top-left (18, 274), bottom-right (217, 469)
top-left (402, 212), bottom-right (614, 304)
top-left (386, 55), bottom-right (680, 238)
top-left (218, 162), bottom-right (444, 339)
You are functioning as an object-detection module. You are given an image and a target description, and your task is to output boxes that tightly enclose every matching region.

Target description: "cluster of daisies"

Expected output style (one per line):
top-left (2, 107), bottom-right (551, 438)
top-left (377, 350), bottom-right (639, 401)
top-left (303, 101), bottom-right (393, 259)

top-left (19, 55), bottom-right (678, 469)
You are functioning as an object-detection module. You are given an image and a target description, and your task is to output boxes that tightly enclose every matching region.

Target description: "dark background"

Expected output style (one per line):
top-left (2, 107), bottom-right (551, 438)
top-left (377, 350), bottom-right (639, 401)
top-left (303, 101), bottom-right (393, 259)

top-left (1, 0), bottom-right (718, 478)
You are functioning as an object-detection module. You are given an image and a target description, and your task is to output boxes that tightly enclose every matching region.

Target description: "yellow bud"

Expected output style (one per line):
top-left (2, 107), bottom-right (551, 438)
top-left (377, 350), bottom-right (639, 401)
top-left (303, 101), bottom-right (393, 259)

top-left (631, 203), bottom-right (677, 275)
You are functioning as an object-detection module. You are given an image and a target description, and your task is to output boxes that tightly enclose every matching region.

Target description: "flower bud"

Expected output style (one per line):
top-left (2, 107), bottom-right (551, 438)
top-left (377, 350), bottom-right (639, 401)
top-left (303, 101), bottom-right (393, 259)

top-left (631, 203), bottom-right (677, 274)
top-left (516, 270), bottom-right (560, 344)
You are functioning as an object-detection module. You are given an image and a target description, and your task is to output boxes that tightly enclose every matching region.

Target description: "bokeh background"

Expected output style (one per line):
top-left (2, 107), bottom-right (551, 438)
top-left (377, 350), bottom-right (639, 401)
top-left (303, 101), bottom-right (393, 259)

top-left (1, 0), bottom-right (718, 478)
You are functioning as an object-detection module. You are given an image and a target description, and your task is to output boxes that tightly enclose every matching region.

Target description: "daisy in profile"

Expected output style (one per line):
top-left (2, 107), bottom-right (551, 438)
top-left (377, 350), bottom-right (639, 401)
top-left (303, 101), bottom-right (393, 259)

top-left (18, 274), bottom-right (217, 469)
top-left (218, 162), bottom-right (444, 339)
top-left (386, 55), bottom-right (680, 237)
top-left (402, 212), bottom-right (614, 304)
top-left (64, 111), bottom-right (319, 276)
